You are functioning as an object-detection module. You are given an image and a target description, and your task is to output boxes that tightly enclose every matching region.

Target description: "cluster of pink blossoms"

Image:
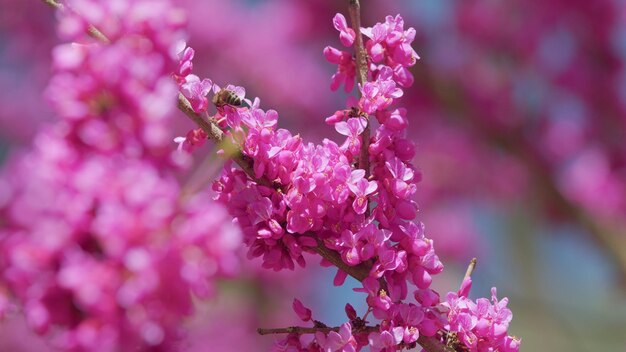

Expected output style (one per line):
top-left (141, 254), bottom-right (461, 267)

top-left (442, 278), bottom-right (520, 352)
top-left (175, 12), bottom-right (520, 352)
top-left (0, 0), bottom-right (241, 350)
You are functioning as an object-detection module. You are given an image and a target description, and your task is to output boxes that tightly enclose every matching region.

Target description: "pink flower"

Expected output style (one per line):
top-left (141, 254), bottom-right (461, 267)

top-left (396, 303), bottom-right (424, 343)
top-left (358, 67), bottom-right (403, 114)
top-left (347, 170), bottom-right (378, 214)
top-left (333, 14), bottom-right (356, 47)
top-left (174, 41), bottom-right (194, 83)
top-left (315, 322), bottom-right (357, 352)
top-left (355, 277), bottom-right (392, 313)
top-left (292, 298), bottom-right (312, 322)
top-left (335, 117), bottom-right (366, 157)
top-left (337, 229), bottom-right (362, 266)
top-left (443, 286), bottom-right (520, 352)
top-left (180, 74), bottom-right (213, 113)
top-left (371, 246), bottom-right (407, 278)
top-left (368, 328), bottom-right (403, 352)
top-left (173, 128), bottom-right (207, 153)
top-left (324, 46), bottom-right (356, 92)
top-left (361, 15), bottom-right (419, 87)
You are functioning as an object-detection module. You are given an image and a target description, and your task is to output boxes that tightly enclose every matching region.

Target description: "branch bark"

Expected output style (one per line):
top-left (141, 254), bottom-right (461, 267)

top-left (257, 325), bottom-right (377, 335)
top-left (176, 94), bottom-right (275, 188)
top-left (258, 326), bottom-right (455, 352)
top-left (41, 0), bottom-right (110, 43)
top-left (310, 236), bottom-right (370, 282)
top-left (348, 0), bottom-right (371, 180)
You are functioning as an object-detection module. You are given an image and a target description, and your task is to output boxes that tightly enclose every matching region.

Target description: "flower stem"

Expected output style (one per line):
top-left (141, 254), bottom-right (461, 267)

top-left (310, 236), bottom-right (370, 282)
top-left (348, 0), bottom-right (371, 178)
top-left (41, 0), bottom-right (110, 43)
top-left (257, 325), bottom-right (377, 335)
top-left (177, 94), bottom-right (274, 188)
top-left (464, 257), bottom-right (477, 280)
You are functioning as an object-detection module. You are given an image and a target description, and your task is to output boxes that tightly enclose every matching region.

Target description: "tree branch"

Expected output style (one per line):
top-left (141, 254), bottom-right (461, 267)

top-left (419, 335), bottom-right (456, 352)
top-left (258, 325), bottom-right (455, 352)
top-left (176, 94), bottom-right (274, 188)
top-left (348, 0), bottom-right (371, 180)
top-left (41, 0), bottom-right (110, 43)
top-left (257, 325), bottom-right (377, 335)
top-left (309, 236), bottom-right (370, 282)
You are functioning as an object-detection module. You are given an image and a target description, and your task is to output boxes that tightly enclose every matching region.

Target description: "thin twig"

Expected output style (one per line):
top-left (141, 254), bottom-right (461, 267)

top-left (348, 0), bottom-right (371, 180)
top-left (177, 94), bottom-right (274, 188)
top-left (464, 257), bottom-right (477, 280)
top-left (257, 325), bottom-right (377, 335)
top-left (348, 0), bottom-right (368, 92)
top-left (42, 0), bottom-right (61, 8)
top-left (419, 335), bottom-right (456, 352)
top-left (258, 325), bottom-right (455, 352)
top-left (310, 236), bottom-right (370, 282)
top-left (41, 0), bottom-right (110, 43)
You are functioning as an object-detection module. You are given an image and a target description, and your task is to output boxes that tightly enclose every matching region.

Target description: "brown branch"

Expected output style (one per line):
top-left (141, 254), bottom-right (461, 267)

top-left (348, 0), bottom-right (368, 91)
top-left (309, 236), bottom-right (370, 282)
top-left (258, 325), bottom-right (454, 352)
top-left (258, 326), bottom-right (454, 352)
top-left (41, 0), bottom-right (110, 44)
top-left (348, 0), bottom-right (373, 219)
top-left (419, 335), bottom-right (456, 352)
top-left (348, 0), bottom-right (371, 181)
top-left (257, 325), bottom-right (377, 335)
top-left (42, 0), bottom-right (61, 8)
top-left (176, 94), bottom-right (274, 188)
top-left (464, 258), bottom-right (477, 280)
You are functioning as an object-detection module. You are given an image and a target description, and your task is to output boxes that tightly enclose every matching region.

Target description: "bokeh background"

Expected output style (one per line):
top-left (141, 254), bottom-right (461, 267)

top-left (1, 0), bottom-right (625, 351)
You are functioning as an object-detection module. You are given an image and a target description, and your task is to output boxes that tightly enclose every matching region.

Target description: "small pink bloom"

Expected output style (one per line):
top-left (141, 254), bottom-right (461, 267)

top-left (358, 67), bottom-right (403, 114)
top-left (317, 322), bottom-right (357, 352)
top-left (335, 117), bottom-right (366, 157)
top-left (324, 46), bottom-right (356, 92)
top-left (174, 42), bottom-right (194, 81)
top-left (368, 328), bottom-right (403, 352)
top-left (173, 128), bottom-right (207, 153)
top-left (180, 75), bottom-right (213, 113)
top-left (333, 14), bottom-right (356, 47)
top-left (347, 171), bottom-right (378, 215)
top-left (292, 298), bottom-right (312, 322)
top-left (344, 304), bottom-right (357, 320)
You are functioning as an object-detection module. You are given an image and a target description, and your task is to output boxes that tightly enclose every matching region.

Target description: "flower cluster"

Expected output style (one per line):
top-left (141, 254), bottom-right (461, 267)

top-left (174, 11), bottom-right (519, 351)
top-left (324, 14), bottom-right (358, 92)
top-left (362, 15), bottom-right (419, 88)
top-left (441, 278), bottom-right (521, 352)
top-left (0, 1), bottom-right (524, 351)
top-left (46, 0), bottom-right (187, 160)
top-left (0, 0), bottom-right (241, 350)
top-left (0, 137), bottom-right (240, 350)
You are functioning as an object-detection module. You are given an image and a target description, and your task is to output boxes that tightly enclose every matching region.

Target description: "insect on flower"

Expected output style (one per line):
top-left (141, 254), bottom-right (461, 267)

top-left (212, 88), bottom-right (243, 107)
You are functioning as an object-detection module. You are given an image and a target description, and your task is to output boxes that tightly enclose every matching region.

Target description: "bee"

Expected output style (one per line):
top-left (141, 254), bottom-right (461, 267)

top-left (211, 88), bottom-right (243, 108)
top-left (444, 332), bottom-right (470, 352)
